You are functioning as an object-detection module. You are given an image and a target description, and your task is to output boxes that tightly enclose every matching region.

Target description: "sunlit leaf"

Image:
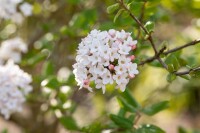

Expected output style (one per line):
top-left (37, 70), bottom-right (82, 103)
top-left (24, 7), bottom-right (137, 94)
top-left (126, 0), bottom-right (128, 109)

top-left (142, 101), bottom-right (169, 116)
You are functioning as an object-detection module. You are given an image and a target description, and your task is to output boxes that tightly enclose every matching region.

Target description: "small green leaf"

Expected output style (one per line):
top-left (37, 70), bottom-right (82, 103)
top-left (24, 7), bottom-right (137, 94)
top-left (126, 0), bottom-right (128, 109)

top-left (114, 9), bottom-right (124, 22)
top-left (1, 129), bottom-right (8, 133)
top-left (168, 64), bottom-right (175, 73)
top-left (136, 124), bottom-right (165, 133)
top-left (142, 101), bottom-right (169, 116)
top-left (166, 73), bottom-right (176, 83)
top-left (60, 116), bottom-right (79, 130)
top-left (27, 52), bottom-right (47, 66)
top-left (121, 89), bottom-right (140, 108)
top-left (180, 75), bottom-right (191, 80)
top-left (110, 114), bottom-right (133, 129)
top-left (107, 3), bottom-right (120, 14)
top-left (42, 61), bottom-right (54, 76)
top-left (178, 127), bottom-right (188, 133)
top-left (128, 114), bottom-right (136, 121)
top-left (165, 54), bottom-right (181, 70)
top-left (118, 108), bottom-right (126, 117)
top-left (144, 21), bottom-right (155, 33)
top-left (42, 76), bottom-right (60, 89)
top-left (117, 97), bottom-right (137, 113)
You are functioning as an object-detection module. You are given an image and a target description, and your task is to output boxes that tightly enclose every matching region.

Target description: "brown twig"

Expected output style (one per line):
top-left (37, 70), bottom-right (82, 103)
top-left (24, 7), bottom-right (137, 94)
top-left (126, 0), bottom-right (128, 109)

top-left (139, 39), bottom-right (200, 66)
top-left (118, 0), bottom-right (168, 69)
top-left (133, 111), bottom-right (141, 128)
top-left (175, 66), bottom-right (200, 76)
top-left (139, 46), bottom-right (167, 66)
top-left (163, 39), bottom-right (200, 55)
top-left (136, 1), bottom-right (147, 39)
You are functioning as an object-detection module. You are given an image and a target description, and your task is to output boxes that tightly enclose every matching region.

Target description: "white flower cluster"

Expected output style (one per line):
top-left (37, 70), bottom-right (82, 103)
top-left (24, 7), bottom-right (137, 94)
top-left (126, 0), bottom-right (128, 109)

top-left (0, 37), bottom-right (28, 64)
top-left (0, 0), bottom-right (33, 23)
top-left (73, 29), bottom-right (139, 93)
top-left (0, 60), bottom-right (32, 119)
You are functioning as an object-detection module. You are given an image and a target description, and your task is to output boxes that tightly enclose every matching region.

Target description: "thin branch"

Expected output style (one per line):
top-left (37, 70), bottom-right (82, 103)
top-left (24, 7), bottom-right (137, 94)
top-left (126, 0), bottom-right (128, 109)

top-left (137, 1), bottom-right (147, 39)
top-left (163, 39), bottom-right (200, 55)
top-left (118, 0), bottom-right (168, 69)
top-left (139, 46), bottom-right (167, 66)
top-left (175, 67), bottom-right (200, 76)
top-left (139, 39), bottom-right (200, 66)
top-left (133, 111), bottom-right (141, 129)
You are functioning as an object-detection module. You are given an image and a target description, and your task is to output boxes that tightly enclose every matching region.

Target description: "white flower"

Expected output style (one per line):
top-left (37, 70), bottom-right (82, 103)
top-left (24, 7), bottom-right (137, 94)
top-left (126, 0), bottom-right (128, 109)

top-left (88, 53), bottom-right (101, 65)
top-left (73, 29), bottom-right (139, 93)
top-left (19, 2), bottom-right (33, 16)
top-left (95, 64), bottom-right (107, 76)
top-left (0, 0), bottom-right (32, 23)
top-left (102, 70), bottom-right (113, 85)
top-left (114, 65), bottom-right (127, 75)
top-left (0, 60), bottom-right (32, 119)
top-left (113, 73), bottom-right (129, 85)
top-left (95, 79), bottom-right (106, 94)
top-left (127, 63), bottom-right (139, 77)
top-left (0, 37), bottom-right (28, 63)
top-left (110, 48), bottom-right (119, 62)
top-left (118, 55), bottom-right (131, 66)
top-left (118, 44), bottom-right (131, 55)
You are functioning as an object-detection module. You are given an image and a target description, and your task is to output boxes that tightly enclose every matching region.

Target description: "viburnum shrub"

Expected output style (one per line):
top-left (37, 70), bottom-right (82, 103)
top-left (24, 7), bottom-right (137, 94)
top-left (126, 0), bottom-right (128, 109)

top-left (0, 0), bottom-right (200, 133)
top-left (73, 29), bottom-right (139, 93)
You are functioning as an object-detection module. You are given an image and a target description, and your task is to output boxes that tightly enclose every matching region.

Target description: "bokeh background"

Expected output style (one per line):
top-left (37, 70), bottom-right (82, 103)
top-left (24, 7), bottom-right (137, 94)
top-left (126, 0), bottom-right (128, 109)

top-left (0, 0), bottom-right (200, 133)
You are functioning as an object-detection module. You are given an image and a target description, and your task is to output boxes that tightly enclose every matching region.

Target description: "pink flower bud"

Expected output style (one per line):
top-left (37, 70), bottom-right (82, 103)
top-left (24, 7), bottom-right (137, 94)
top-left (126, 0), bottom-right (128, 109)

top-left (131, 45), bottom-right (137, 50)
top-left (108, 64), bottom-right (115, 71)
top-left (129, 55), bottom-right (135, 61)
top-left (129, 74), bottom-right (135, 79)
top-left (83, 79), bottom-right (89, 86)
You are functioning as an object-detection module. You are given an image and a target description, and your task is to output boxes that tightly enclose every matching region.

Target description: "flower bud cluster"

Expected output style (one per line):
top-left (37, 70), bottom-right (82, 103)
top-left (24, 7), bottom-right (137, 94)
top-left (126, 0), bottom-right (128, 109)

top-left (0, 61), bottom-right (32, 119)
top-left (0, 37), bottom-right (27, 64)
top-left (0, 0), bottom-right (32, 23)
top-left (73, 29), bottom-right (139, 93)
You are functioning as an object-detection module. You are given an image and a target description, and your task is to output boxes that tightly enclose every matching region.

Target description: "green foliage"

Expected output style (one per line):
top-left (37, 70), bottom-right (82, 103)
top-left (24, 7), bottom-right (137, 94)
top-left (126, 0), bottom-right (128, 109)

top-left (110, 114), bottom-right (133, 129)
top-left (107, 3), bottom-right (120, 14)
top-left (60, 116), bottom-right (79, 130)
top-left (1, 129), bottom-right (8, 133)
top-left (144, 21), bottom-right (155, 33)
top-left (136, 124), bottom-right (165, 133)
top-left (142, 101), bottom-right (169, 116)
top-left (166, 73), bottom-right (177, 83)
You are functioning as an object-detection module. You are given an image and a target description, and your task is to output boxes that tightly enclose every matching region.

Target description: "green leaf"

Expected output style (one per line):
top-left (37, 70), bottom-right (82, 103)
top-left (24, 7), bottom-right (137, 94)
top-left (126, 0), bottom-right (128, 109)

top-left (128, 114), bottom-right (136, 121)
top-left (144, 21), bottom-right (155, 33)
top-left (168, 64), bottom-right (175, 73)
top-left (180, 75), bottom-right (191, 80)
top-left (118, 96), bottom-right (137, 113)
top-left (82, 123), bottom-right (102, 133)
top-left (110, 114), bottom-right (133, 129)
top-left (118, 108), bottom-right (126, 117)
top-left (42, 76), bottom-right (60, 89)
top-left (121, 89), bottom-right (140, 108)
top-left (1, 129), bottom-right (8, 133)
top-left (166, 73), bottom-right (176, 83)
top-left (136, 124), bottom-right (165, 133)
top-left (42, 61), bottom-right (54, 76)
top-left (165, 54), bottom-right (181, 70)
top-left (27, 52), bottom-right (47, 66)
top-left (178, 127), bottom-right (188, 133)
top-left (60, 116), bottom-right (79, 130)
top-left (114, 9), bottom-right (124, 22)
top-left (107, 3), bottom-right (120, 14)
top-left (142, 101), bottom-right (169, 116)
